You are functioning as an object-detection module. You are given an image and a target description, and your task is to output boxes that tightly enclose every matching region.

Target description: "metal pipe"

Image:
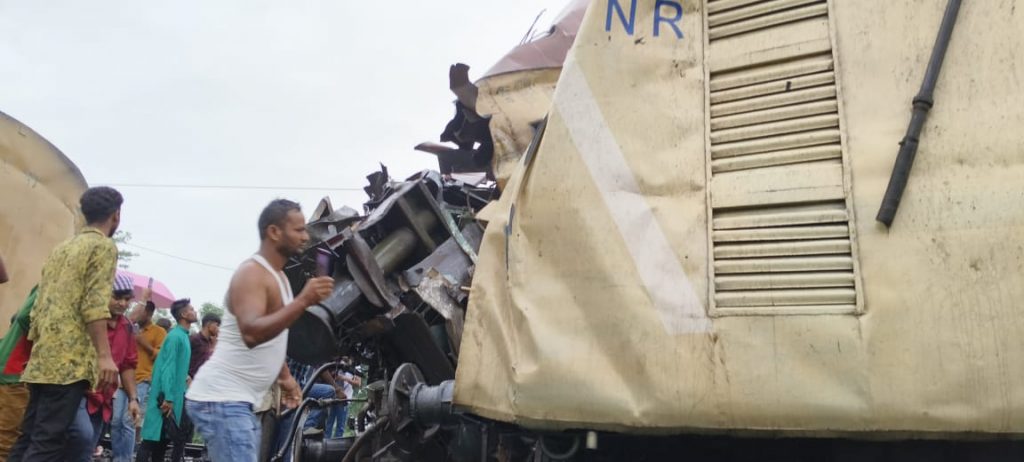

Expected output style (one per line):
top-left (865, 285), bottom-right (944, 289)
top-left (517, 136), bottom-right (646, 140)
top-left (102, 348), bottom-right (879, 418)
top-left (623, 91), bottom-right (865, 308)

top-left (876, 0), bottom-right (963, 227)
top-left (372, 209), bottom-right (438, 273)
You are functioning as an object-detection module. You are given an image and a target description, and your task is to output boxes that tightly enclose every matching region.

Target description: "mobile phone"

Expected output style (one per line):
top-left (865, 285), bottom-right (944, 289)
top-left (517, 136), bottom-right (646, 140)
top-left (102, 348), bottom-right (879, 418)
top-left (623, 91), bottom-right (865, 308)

top-left (315, 248), bottom-right (332, 277)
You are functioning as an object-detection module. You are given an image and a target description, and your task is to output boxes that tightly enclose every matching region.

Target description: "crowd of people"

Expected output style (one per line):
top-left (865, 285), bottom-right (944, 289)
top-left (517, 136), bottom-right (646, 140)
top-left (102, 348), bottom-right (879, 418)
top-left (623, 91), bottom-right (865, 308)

top-left (0, 187), bottom-right (358, 462)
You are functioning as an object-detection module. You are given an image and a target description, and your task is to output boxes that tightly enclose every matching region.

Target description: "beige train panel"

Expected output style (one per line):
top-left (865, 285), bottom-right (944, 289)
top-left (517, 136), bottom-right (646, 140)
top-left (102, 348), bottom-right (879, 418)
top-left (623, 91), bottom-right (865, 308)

top-left (713, 224), bottom-right (849, 242)
top-left (714, 238), bottom-right (850, 259)
top-left (714, 255), bottom-right (854, 274)
top-left (711, 71), bottom-right (834, 105)
top-left (712, 144), bottom-right (841, 172)
top-left (456, 0), bottom-right (1024, 437)
top-left (715, 287), bottom-right (856, 307)
top-left (712, 202), bottom-right (848, 229)
top-left (715, 271), bottom-right (855, 290)
top-left (0, 111), bottom-right (86, 336)
top-left (709, 0), bottom-right (823, 28)
top-left (710, 113), bottom-right (838, 143)
top-left (710, 160), bottom-right (844, 208)
top-left (710, 2), bottom-right (828, 40)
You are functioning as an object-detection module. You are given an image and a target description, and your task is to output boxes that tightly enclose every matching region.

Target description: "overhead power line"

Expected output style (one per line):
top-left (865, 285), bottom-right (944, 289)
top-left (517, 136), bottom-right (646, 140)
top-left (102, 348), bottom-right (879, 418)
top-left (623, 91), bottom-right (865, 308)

top-left (124, 242), bottom-right (235, 272)
top-left (101, 182), bottom-right (363, 192)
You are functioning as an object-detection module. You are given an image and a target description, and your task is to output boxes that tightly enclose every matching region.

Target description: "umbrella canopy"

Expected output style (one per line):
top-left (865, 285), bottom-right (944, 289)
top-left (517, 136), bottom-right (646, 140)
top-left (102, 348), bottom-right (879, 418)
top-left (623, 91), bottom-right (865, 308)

top-left (117, 270), bottom-right (176, 308)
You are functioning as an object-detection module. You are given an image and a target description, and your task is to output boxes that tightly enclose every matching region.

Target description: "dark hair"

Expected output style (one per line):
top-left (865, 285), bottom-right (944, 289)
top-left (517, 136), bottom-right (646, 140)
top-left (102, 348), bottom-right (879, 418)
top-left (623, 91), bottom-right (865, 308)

top-left (170, 298), bottom-right (191, 321)
top-left (156, 318), bottom-right (172, 330)
top-left (258, 199), bottom-right (301, 240)
top-left (201, 313), bottom-right (221, 327)
top-left (80, 187), bottom-right (124, 224)
top-left (144, 301), bottom-right (156, 313)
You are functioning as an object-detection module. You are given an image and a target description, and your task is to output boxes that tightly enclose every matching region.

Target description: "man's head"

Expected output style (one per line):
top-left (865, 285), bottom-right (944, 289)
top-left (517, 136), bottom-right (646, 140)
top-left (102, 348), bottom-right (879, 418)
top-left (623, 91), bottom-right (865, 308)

top-left (258, 199), bottom-right (308, 257)
top-left (80, 186), bottom-right (124, 236)
top-left (171, 298), bottom-right (198, 325)
top-left (109, 273), bottom-right (134, 317)
top-left (156, 318), bottom-right (172, 331)
top-left (201, 313), bottom-right (221, 337)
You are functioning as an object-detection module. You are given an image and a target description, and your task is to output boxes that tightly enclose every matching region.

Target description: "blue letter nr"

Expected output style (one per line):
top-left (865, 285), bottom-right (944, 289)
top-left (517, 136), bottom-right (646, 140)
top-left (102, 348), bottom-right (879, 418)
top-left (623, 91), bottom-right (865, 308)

top-left (654, 0), bottom-right (684, 39)
top-left (606, 0), bottom-right (638, 35)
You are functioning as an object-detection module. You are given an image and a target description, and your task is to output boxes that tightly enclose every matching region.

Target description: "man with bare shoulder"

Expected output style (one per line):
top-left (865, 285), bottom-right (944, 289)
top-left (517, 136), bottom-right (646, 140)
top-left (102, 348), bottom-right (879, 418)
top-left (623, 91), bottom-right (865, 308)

top-left (185, 199), bottom-right (333, 462)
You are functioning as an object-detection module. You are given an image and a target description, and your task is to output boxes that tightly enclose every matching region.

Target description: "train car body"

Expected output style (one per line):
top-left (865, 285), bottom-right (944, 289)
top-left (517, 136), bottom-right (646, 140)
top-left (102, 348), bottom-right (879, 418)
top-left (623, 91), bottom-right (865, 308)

top-left (454, 0), bottom-right (1024, 438)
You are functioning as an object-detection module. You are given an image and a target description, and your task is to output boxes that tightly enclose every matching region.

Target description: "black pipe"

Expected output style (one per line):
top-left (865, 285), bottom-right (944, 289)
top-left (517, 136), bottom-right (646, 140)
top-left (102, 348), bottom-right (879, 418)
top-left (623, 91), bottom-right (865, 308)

top-left (876, 0), bottom-right (963, 227)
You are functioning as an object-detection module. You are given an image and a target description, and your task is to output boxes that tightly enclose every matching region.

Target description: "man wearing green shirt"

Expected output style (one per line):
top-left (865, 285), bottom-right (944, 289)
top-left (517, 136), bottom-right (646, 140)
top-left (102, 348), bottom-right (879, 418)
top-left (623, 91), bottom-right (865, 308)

top-left (9, 186), bottom-right (124, 462)
top-left (137, 298), bottom-right (195, 462)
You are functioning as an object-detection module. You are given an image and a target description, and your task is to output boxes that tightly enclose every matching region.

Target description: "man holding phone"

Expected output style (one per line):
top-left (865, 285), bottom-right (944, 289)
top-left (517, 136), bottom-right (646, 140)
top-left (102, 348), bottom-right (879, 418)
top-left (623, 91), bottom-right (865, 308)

top-left (186, 199), bottom-right (333, 462)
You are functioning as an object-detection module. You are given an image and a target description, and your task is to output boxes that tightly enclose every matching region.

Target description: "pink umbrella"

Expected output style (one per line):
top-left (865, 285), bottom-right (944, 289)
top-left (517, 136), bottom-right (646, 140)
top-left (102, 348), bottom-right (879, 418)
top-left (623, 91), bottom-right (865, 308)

top-left (117, 270), bottom-right (176, 308)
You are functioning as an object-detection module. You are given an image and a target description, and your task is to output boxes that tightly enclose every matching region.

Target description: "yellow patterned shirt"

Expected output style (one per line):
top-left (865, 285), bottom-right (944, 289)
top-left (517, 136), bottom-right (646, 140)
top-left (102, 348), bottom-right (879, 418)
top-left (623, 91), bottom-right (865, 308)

top-left (21, 227), bottom-right (117, 387)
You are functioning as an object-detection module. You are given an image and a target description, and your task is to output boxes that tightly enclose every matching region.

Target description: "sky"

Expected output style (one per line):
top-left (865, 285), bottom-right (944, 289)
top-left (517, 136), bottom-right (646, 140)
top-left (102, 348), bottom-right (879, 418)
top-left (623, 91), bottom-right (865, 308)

top-left (0, 1), bottom-right (561, 308)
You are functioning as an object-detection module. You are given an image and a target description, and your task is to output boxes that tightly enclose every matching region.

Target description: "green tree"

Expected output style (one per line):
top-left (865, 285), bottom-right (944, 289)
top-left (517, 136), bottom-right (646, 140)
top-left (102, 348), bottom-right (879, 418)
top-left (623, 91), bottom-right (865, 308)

top-left (113, 230), bottom-right (139, 269)
top-left (199, 302), bottom-right (225, 320)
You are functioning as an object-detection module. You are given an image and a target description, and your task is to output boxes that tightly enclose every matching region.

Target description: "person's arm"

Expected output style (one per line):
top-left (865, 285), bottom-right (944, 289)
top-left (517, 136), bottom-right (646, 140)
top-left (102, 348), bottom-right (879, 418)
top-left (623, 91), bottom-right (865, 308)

top-left (278, 363), bottom-right (301, 409)
top-left (230, 264), bottom-right (333, 348)
top-left (318, 369), bottom-right (345, 399)
top-left (121, 368), bottom-right (141, 424)
top-left (0, 253), bottom-right (9, 284)
top-left (86, 321), bottom-right (118, 389)
top-left (83, 242), bottom-right (117, 389)
top-left (136, 334), bottom-right (156, 356)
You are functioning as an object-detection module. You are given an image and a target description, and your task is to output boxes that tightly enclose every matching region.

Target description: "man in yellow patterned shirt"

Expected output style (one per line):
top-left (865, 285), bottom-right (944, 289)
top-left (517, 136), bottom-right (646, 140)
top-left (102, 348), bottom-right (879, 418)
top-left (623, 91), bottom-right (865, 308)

top-left (8, 186), bottom-right (124, 462)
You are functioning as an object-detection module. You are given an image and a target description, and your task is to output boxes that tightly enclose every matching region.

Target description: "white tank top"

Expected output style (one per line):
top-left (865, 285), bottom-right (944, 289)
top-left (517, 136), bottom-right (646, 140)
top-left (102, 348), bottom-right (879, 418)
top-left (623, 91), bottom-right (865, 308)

top-left (186, 254), bottom-right (293, 405)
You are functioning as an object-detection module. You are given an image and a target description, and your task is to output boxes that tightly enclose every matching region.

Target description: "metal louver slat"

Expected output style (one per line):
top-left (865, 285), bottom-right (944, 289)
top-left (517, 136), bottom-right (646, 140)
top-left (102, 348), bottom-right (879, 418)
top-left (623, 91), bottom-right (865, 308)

top-left (709, 0), bottom-right (824, 28)
top-left (710, 113), bottom-right (838, 143)
top-left (715, 288), bottom-right (856, 307)
top-left (712, 224), bottom-right (849, 242)
top-left (711, 85), bottom-right (836, 117)
top-left (715, 271), bottom-right (855, 290)
top-left (712, 100), bottom-right (837, 131)
top-left (710, 56), bottom-right (833, 91)
top-left (714, 238), bottom-right (851, 259)
top-left (709, 3), bottom-right (829, 40)
top-left (714, 256), bottom-right (854, 274)
top-left (712, 203), bottom-right (848, 230)
top-left (710, 128), bottom-right (839, 158)
top-left (711, 71), bottom-right (834, 104)
top-left (712, 144), bottom-right (841, 172)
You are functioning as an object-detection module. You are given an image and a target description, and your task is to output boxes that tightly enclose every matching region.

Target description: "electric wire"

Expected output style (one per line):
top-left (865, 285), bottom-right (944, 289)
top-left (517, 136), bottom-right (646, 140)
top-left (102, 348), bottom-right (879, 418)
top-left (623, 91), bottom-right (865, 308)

top-left (100, 182), bottom-right (363, 192)
top-left (123, 242), bottom-right (234, 271)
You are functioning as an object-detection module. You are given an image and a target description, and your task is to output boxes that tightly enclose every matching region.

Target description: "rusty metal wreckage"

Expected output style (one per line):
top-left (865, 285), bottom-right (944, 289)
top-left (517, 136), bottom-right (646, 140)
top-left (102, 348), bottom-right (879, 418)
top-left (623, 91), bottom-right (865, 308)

top-left (275, 166), bottom-right (500, 462)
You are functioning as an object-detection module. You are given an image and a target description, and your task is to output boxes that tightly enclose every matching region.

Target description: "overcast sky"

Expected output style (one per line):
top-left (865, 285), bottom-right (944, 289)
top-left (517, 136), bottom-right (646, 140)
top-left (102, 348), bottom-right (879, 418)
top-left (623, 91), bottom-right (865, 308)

top-left (1, 1), bottom-right (560, 308)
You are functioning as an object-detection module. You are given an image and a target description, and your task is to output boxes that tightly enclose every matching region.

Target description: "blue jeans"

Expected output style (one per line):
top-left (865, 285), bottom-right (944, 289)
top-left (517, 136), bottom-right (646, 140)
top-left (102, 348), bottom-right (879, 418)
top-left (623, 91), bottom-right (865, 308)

top-left (110, 389), bottom-right (135, 462)
top-left (187, 400), bottom-right (259, 462)
top-left (66, 398), bottom-right (102, 462)
top-left (136, 381), bottom-right (151, 429)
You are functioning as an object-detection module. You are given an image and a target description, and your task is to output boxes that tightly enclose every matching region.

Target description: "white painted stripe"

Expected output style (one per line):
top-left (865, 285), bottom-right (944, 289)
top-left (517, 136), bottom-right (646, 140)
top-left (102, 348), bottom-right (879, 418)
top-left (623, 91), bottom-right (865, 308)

top-left (554, 60), bottom-right (712, 334)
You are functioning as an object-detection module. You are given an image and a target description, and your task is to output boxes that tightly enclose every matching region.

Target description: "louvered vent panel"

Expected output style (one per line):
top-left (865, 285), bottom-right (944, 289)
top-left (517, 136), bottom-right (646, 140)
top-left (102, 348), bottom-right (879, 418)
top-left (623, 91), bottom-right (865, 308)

top-left (706, 0), bottom-right (860, 315)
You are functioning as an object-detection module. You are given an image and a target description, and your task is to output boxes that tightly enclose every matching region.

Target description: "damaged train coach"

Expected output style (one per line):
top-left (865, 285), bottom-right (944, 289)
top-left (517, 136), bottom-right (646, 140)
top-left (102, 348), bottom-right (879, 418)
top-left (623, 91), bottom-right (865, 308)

top-left (281, 0), bottom-right (1024, 460)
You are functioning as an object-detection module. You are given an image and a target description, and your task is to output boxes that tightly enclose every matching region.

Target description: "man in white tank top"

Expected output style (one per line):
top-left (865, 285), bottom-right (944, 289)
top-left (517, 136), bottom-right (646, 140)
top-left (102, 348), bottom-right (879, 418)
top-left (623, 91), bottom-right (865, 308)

top-left (185, 199), bottom-right (333, 462)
